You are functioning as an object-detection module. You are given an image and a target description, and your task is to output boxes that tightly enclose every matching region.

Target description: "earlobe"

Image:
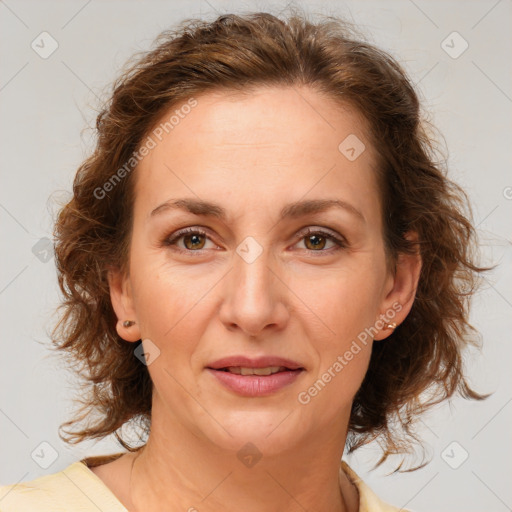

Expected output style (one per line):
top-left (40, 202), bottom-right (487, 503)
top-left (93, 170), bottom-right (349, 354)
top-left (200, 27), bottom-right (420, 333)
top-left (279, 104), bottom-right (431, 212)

top-left (107, 267), bottom-right (141, 342)
top-left (374, 231), bottom-right (422, 341)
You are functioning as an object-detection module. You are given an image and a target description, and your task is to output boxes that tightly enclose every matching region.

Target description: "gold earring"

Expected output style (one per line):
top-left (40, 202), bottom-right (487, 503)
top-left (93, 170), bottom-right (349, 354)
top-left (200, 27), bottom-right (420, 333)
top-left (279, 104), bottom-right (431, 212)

top-left (386, 322), bottom-right (397, 330)
top-left (123, 320), bottom-right (136, 328)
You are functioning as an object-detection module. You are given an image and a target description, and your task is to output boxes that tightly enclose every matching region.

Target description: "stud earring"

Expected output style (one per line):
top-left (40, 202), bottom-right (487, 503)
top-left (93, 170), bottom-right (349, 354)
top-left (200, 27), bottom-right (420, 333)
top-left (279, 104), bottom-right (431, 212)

top-left (123, 320), bottom-right (136, 328)
top-left (386, 322), bottom-right (397, 330)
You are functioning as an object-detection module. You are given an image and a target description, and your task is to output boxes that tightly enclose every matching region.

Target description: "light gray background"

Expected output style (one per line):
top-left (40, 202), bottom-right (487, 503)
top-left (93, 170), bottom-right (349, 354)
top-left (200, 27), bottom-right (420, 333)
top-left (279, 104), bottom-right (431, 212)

top-left (1, 1), bottom-right (511, 511)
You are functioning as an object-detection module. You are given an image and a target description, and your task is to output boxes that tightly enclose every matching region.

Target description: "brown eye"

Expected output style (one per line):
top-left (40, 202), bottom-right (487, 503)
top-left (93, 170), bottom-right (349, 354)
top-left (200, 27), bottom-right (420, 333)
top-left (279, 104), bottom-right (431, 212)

top-left (304, 234), bottom-right (327, 250)
top-left (164, 228), bottom-right (216, 252)
top-left (296, 228), bottom-right (346, 253)
top-left (182, 232), bottom-right (206, 250)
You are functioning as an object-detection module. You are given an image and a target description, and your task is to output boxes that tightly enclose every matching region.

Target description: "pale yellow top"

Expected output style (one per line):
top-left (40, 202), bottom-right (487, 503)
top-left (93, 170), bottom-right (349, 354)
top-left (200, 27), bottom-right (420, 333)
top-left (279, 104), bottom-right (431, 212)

top-left (0, 456), bottom-right (407, 512)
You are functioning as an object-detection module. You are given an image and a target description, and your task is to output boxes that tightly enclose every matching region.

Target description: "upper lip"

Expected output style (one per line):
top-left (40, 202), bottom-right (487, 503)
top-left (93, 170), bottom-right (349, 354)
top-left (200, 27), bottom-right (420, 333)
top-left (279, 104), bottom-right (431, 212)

top-left (207, 356), bottom-right (304, 370)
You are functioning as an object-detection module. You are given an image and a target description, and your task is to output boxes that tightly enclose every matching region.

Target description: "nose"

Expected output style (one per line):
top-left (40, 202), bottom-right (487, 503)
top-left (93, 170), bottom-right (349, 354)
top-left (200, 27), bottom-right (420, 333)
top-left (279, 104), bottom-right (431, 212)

top-left (218, 247), bottom-right (290, 338)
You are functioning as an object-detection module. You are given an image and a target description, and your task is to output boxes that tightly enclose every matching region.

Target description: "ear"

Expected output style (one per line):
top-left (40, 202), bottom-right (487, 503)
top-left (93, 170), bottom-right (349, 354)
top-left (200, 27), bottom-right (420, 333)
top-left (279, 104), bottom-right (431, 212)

top-left (107, 267), bottom-right (141, 342)
top-left (373, 231), bottom-right (422, 341)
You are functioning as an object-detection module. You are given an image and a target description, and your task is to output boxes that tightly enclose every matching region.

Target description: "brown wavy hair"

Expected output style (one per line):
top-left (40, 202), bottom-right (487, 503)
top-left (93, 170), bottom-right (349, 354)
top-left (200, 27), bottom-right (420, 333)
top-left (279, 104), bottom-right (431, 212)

top-left (51, 8), bottom-right (492, 470)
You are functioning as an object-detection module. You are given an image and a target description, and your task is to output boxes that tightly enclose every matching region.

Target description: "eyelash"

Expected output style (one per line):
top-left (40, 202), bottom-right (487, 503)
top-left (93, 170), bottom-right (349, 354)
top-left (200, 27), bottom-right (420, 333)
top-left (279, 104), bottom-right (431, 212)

top-left (163, 226), bottom-right (347, 256)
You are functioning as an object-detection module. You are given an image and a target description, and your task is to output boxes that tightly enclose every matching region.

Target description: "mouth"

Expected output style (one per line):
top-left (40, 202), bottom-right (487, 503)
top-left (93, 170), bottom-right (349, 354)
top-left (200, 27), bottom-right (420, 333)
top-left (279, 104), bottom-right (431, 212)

top-left (207, 355), bottom-right (304, 371)
top-left (214, 365), bottom-right (300, 376)
top-left (206, 357), bottom-right (305, 396)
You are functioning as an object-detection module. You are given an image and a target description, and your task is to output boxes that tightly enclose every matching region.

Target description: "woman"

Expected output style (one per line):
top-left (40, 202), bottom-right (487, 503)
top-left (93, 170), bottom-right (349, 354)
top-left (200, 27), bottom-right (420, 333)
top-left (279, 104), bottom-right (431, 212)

top-left (0, 9), bottom-right (489, 512)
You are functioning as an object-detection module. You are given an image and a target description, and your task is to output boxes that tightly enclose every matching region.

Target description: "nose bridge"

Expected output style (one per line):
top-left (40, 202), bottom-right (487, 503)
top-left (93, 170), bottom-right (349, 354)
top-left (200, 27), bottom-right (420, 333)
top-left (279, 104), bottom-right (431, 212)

top-left (235, 245), bottom-right (273, 302)
top-left (220, 239), bottom-right (288, 335)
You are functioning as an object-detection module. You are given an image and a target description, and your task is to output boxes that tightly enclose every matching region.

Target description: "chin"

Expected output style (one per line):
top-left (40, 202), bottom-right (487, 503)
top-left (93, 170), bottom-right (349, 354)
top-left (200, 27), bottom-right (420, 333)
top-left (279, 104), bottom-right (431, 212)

top-left (195, 408), bottom-right (307, 458)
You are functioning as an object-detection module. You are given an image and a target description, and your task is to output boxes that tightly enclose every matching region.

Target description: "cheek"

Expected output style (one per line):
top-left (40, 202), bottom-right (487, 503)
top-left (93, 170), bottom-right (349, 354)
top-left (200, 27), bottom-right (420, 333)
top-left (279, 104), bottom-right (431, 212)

top-left (295, 260), bottom-right (382, 399)
top-left (297, 331), bottom-right (372, 416)
top-left (301, 287), bottom-right (374, 409)
top-left (130, 258), bottom-right (218, 356)
top-left (298, 264), bottom-right (384, 340)
top-left (128, 260), bottom-right (225, 429)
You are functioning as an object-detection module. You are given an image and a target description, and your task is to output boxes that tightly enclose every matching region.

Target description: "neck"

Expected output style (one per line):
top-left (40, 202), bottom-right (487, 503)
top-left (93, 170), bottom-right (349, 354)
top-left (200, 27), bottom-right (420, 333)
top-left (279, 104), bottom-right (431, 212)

top-left (127, 407), bottom-right (358, 512)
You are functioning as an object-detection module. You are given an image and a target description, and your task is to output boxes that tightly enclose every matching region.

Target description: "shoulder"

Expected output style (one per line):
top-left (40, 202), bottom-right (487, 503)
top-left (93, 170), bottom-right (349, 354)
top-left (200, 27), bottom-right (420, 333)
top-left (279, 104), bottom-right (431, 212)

top-left (341, 461), bottom-right (411, 512)
top-left (0, 461), bottom-right (88, 511)
top-left (0, 457), bottom-right (127, 512)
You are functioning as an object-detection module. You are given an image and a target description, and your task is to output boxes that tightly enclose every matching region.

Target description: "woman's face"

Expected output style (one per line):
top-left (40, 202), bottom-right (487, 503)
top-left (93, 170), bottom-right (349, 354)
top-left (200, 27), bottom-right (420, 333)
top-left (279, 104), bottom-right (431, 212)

top-left (110, 85), bottom-right (420, 455)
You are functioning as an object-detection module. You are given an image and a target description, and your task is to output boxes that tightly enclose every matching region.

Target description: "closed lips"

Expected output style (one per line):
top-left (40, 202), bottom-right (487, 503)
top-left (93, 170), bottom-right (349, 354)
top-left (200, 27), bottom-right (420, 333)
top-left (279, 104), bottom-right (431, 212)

top-left (217, 366), bottom-right (293, 375)
top-left (207, 356), bottom-right (305, 396)
top-left (207, 356), bottom-right (305, 373)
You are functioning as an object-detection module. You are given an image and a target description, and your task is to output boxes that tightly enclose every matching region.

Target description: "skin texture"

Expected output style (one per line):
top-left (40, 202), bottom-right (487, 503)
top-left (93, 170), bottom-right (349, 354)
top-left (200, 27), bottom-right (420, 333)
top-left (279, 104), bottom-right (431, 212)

top-left (98, 85), bottom-right (422, 512)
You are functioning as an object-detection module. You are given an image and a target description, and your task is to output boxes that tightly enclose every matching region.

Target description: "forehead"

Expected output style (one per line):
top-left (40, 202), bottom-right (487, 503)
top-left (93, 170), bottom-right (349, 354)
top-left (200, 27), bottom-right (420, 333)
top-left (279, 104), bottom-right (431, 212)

top-left (133, 85), bottom-right (381, 224)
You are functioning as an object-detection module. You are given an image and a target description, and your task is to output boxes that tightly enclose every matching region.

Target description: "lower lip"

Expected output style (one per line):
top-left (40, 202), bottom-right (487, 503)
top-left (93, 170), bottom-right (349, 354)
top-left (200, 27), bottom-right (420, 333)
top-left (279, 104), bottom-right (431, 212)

top-left (206, 368), bottom-right (303, 397)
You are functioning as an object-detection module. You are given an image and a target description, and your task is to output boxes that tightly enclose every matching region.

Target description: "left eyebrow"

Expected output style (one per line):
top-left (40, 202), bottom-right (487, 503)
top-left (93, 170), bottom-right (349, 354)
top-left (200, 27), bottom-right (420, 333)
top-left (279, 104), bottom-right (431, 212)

top-left (149, 197), bottom-right (366, 224)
